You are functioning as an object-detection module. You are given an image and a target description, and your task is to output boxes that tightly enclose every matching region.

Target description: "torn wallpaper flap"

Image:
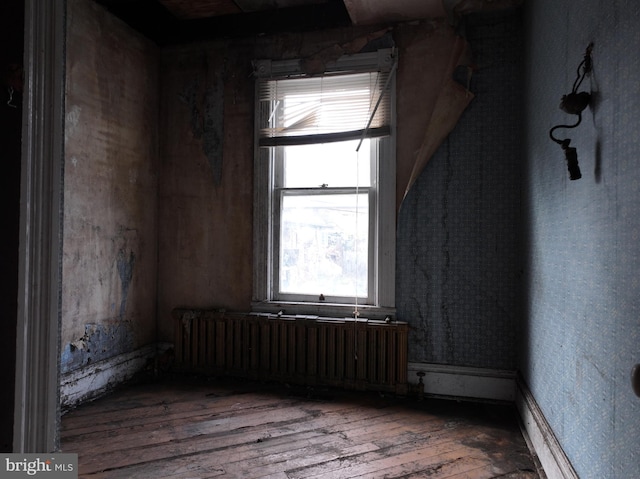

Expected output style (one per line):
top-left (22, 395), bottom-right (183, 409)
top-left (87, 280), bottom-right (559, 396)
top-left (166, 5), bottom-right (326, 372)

top-left (395, 22), bottom-right (474, 211)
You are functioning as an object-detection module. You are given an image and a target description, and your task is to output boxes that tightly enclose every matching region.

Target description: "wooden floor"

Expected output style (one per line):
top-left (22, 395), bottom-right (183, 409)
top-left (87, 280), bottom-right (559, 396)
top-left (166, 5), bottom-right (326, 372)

top-left (61, 376), bottom-right (540, 479)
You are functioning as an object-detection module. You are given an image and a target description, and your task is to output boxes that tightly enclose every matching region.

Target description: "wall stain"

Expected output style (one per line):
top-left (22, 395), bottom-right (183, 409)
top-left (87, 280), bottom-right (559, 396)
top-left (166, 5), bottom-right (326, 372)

top-left (179, 58), bottom-right (225, 185)
top-left (61, 321), bottom-right (135, 374)
top-left (60, 246), bottom-right (138, 375)
top-left (117, 249), bottom-right (135, 320)
top-left (441, 138), bottom-right (454, 363)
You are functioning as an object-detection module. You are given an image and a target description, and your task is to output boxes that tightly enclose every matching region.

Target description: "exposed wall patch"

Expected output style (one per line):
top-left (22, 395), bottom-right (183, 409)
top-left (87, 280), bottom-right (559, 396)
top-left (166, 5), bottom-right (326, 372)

top-left (117, 248), bottom-right (135, 320)
top-left (179, 60), bottom-right (225, 185)
top-left (60, 343), bottom-right (172, 409)
top-left (61, 321), bottom-right (135, 374)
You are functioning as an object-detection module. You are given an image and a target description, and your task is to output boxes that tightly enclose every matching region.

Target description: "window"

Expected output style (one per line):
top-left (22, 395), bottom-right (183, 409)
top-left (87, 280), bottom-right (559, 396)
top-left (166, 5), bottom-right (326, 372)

top-left (252, 50), bottom-right (396, 319)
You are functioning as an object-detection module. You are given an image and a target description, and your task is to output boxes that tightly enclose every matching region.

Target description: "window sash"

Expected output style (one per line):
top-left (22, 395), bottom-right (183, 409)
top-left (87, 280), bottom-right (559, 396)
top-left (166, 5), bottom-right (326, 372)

top-left (270, 139), bottom-right (377, 305)
top-left (273, 187), bottom-right (374, 304)
top-left (275, 139), bottom-right (372, 189)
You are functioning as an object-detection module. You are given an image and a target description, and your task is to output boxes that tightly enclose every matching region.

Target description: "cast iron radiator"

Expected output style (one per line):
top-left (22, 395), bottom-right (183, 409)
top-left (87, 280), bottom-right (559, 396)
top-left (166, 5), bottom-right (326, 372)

top-left (173, 309), bottom-right (409, 395)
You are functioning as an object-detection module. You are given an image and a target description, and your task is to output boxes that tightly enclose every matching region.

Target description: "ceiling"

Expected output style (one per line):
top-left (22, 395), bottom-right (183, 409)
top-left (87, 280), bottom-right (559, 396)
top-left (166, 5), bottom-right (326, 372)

top-left (94, 0), bottom-right (456, 45)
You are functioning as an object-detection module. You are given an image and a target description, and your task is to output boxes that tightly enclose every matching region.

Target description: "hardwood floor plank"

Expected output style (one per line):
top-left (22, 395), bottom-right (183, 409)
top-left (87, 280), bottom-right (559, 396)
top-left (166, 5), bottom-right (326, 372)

top-left (62, 381), bottom-right (217, 418)
top-left (62, 389), bottom-right (302, 437)
top-left (61, 377), bottom-right (540, 479)
top-left (353, 455), bottom-right (489, 479)
top-left (238, 442), bottom-right (381, 478)
top-left (434, 463), bottom-right (540, 479)
top-left (144, 414), bottom-right (478, 478)
top-left (283, 425), bottom-right (497, 479)
top-left (70, 402), bottom-right (381, 474)
top-left (70, 407), bottom-right (313, 473)
top-left (63, 396), bottom-right (307, 447)
top-left (81, 430), bottom-right (327, 478)
top-left (290, 443), bottom-right (483, 479)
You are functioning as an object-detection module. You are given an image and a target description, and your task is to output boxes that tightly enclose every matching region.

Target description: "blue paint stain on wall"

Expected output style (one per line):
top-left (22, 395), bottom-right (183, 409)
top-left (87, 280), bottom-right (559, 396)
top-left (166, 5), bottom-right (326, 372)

top-left (61, 249), bottom-right (137, 374)
top-left (61, 322), bottom-right (135, 374)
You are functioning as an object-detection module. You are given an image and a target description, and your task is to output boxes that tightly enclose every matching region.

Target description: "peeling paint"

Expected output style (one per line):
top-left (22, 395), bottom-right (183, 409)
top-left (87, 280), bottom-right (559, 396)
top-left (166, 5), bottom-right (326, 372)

top-left (301, 29), bottom-right (393, 74)
top-left (61, 322), bottom-right (135, 374)
top-left (62, 240), bottom-right (139, 373)
top-left (60, 343), bottom-right (169, 409)
top-left (178, 65), bottom-right (225, 184)
top-left (61, 0), bottom-right (159, 401)
top-left (65, 104), bottom-right (81, 142)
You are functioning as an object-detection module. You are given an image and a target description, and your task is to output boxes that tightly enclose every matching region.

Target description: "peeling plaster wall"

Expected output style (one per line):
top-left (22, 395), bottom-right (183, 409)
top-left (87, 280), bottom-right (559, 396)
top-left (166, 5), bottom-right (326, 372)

top-left (522, 0), bottom-right (640, 476)
top-left (158, 26), bottom-right (394, 341)
top-left (62, 0), bottom-right (159, 376)
top-left (396, 9), bottom-right (523, 370)
top-left (157, 23), bottom-right (467, 342)
top-left (158, 43), bottom-right (254, 341)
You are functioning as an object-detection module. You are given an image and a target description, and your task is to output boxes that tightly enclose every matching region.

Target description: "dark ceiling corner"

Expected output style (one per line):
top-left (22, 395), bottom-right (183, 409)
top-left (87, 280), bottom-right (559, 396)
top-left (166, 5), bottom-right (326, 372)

top-left (94, 0), bottom-right (178, 44)
top-left (171, 1), bottom-right (352, 44)
top-left (94, 0), bottom-right (352, 45)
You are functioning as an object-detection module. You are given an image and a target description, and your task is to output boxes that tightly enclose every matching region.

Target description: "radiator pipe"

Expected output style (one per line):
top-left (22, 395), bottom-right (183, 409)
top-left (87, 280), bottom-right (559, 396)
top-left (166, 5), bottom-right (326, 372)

top-left (417, 371), bottom-right (425, 401)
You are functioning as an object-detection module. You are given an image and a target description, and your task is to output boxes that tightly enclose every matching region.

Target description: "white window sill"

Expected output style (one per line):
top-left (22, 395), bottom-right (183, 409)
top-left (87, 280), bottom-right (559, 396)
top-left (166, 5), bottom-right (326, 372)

top-left (251, 301), bottom-right (396, 321)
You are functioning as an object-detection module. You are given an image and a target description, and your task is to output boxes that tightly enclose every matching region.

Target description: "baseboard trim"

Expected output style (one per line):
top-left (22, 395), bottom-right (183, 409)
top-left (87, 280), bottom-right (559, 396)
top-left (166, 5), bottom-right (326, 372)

top-left (60, 342), bottom-right (172, 409)
top-left (407, 362), bottom-right (516, 402)
top-left (516, 377), bottom-right (578, 479)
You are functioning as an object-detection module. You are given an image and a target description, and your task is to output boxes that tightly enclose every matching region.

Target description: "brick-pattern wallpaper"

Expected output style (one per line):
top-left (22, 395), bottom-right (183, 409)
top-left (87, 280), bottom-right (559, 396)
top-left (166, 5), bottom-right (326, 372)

top-left (523, 0), bottom-right (640, 477)
top-left (396, 10), bottom-right (523, 370)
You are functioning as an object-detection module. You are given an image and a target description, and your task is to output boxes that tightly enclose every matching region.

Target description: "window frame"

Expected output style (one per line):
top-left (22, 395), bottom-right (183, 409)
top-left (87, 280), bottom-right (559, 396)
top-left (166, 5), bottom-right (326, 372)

top-left (252, 50), bottom-right (396, 320)
top-left (272, 140), bottom-right (376, 305)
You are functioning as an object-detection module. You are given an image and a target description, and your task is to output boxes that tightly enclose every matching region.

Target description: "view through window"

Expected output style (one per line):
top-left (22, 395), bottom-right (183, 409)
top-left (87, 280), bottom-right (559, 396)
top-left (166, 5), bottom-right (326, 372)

top-left (277, 139), bottom-right (372, 299)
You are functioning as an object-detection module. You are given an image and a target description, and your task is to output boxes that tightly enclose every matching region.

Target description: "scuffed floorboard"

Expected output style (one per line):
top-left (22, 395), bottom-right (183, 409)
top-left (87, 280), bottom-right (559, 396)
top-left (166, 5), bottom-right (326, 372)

top-left (60, 376), bottom-right (540, 478)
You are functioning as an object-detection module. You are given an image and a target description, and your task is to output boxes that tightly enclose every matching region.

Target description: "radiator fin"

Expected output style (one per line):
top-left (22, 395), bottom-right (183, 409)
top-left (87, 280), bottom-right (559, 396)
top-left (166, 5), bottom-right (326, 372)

top-left (174, 310), bottom-right (408, 395)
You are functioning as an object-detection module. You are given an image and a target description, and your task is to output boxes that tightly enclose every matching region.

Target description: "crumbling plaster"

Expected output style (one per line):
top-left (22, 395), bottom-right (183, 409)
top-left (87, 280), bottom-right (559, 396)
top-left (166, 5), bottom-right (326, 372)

top-left (62, 0), bottom-right (521, 384)
top-left (62, 0), bottom-right (159, 373)
top-left (157, 20), bottom-right (468, 341)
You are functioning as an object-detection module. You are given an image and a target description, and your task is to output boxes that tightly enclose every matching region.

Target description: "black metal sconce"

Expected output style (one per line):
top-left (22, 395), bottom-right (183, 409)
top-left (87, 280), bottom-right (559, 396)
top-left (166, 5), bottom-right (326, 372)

top-left (549, 43), bottom-right (593, 180)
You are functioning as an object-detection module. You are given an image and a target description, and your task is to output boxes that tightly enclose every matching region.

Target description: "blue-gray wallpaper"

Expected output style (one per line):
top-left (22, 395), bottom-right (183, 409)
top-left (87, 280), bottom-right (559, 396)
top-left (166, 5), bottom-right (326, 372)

top-left (397, 9), bottom-right (523, 371)
top-left (522, 0), bottom-right (640, 477)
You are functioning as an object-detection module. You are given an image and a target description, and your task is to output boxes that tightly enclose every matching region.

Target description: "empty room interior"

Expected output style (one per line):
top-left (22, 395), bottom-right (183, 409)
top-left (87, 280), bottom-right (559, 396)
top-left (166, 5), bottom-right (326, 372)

top-left (2, 0), bottom-right (640, 477)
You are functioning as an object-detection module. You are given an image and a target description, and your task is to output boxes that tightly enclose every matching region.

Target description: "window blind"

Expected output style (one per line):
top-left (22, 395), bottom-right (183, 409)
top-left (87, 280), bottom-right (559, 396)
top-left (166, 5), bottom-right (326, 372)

top-left (258, 71), bottom-right (391, 146)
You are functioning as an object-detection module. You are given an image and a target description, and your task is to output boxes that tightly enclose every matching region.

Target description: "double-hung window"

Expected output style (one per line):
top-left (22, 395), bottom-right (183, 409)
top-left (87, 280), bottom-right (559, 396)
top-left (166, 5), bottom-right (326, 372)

top-left (252, 50), bottom-right (396, 319)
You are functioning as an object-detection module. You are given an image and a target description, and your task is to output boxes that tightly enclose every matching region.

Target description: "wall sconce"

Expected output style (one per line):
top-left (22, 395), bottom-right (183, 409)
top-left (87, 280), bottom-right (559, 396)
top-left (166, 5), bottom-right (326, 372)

top-left (549, 43), bottom-right (593, 180)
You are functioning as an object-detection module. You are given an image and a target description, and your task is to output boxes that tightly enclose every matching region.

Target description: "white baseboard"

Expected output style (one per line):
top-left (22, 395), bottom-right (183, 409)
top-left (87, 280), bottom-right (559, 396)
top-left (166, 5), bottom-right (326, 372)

top-left (406, 365), bottom-right (577, 478)
top-left (60, 342), bottom-right (172, 409)
top-left (516, 378), bottom-right (578, 479)
top-left (407, 362), bottom-right (516, 402)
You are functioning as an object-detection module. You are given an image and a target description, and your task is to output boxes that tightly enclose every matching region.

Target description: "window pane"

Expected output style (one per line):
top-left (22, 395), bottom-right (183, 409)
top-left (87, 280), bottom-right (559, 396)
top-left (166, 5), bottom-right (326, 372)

top-left (279, 193), bottom-right (368, 298)
top-left (282, 140), bottom-right (371, 188)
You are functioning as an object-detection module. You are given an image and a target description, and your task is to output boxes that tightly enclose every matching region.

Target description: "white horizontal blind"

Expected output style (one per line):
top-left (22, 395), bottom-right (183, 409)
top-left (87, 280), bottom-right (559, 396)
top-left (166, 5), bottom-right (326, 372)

top-left (258, 72), bottom-right (390, 143)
